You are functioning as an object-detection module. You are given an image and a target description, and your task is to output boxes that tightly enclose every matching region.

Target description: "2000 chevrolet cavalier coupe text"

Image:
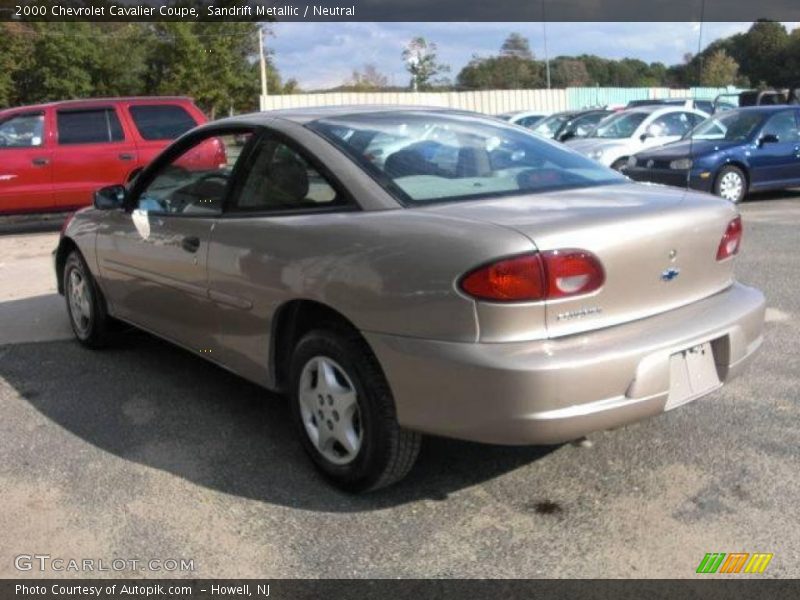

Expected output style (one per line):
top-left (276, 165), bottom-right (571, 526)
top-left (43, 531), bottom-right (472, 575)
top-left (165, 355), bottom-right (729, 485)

top-left (55, 107), bottom-right (765, 492)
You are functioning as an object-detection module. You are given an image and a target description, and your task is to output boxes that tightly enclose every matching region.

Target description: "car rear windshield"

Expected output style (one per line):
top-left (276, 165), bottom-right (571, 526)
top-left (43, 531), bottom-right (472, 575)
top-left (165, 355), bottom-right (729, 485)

top-left (129, 105), bottom-right (198, 140)
top-left (307, 111), bottom-right (625, 205)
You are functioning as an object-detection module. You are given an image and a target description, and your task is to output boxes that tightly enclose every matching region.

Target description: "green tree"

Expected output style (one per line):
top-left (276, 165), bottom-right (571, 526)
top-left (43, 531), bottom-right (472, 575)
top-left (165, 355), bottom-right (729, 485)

top-left (457, 55), bottom-right (543, 89)
top-left (345, 64), bottom-right (389, 91)
top-left (0, 23), bottom-right (32, 108)
top-left (15, 22), bottom-right (96, 103)
top-left (700, 49), bottom-right (740, 86)
top-left (500, 33), bottom-right (534, 60)
top-left (780, 28), bottom-right (800, 88)
top-left (740, 20), bottom-right (789, 86)
top-left (402, 37), bottom-right (450, 91)
top-left (90, 24), bottom-right (152, 97)
top-left (550, 58), bottom-right (590, 87)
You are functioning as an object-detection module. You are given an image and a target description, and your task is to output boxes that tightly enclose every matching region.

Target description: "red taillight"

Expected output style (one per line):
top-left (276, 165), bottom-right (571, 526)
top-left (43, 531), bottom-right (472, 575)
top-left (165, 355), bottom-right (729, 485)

top-left (460, 254), bottom-right (546, 302)
top-left (716, 216), bottom-right (742, 261)
top-left (460, 249), bottom-right (604, 302)
top-left (543, 249), bottom-right (605, 299)
top-left (214, 138), bottom-right (228, 168)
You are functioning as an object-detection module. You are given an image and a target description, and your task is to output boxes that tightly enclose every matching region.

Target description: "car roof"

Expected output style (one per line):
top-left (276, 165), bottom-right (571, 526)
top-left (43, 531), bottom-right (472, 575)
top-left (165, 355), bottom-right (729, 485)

top-left (731, 105), bottom-right (799, 114)
top-left (0, 96), bottom-right (194, 113)
top-left (498, 110), bottom-right (547, 117)
top-left (216, 105), bottom-right (486, 126)
top-left (546, 108), bottom-right (609, 118)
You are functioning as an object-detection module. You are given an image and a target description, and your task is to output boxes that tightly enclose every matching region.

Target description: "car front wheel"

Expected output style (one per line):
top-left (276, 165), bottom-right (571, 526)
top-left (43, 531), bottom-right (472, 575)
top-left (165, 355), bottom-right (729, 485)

top-left (714, 165), bottom-right (747, 203)
top-left (63, 250), bottom-right (111, 347)
top-left (289, 329), bottom-right (421, 492)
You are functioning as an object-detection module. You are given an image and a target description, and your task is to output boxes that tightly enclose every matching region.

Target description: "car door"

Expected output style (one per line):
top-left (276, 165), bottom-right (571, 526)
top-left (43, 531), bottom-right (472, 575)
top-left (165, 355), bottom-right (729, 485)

top-left (51, 105), bottom-right (139, 209)
top-left (95, 128), bottom-right (255, 353)
top-left (749, 110), bottom-right (800, 187)
top-left (0, 110), bottom-right (53, 214)
top-left (206, 131), bottom-right (357, 386)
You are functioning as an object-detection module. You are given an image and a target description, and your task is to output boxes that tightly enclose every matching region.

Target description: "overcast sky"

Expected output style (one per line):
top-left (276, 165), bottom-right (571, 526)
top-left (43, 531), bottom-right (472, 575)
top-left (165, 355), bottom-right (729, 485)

top-left (267, 22), bottom-right (797, 89)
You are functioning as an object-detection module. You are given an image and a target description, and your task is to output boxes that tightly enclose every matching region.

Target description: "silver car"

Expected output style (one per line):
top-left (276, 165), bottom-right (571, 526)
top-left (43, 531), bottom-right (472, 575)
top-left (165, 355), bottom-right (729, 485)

top-left (55, 106), bottom-right (765, 492)
top-left (566, 105), bottom-right (709, 170)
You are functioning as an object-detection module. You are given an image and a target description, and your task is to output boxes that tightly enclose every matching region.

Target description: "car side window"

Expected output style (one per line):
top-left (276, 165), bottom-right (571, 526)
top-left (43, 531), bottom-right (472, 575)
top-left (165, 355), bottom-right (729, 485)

top-left (231, 137), bottom-right (344, 212)
top-left (762, 111), bottom-right (800, 142)
top-left (57, 108), bottom-right (124, 145)
top-left (128, 105), bottom-right (198, 141)
top-left (136, 132), bottom-right (251, 216)
top-left (572, 113), bottom-right (603, 136)
top-left (0, 113), bottom-right (45, 148)
top-left (648, 112), bottom-right (694, 137)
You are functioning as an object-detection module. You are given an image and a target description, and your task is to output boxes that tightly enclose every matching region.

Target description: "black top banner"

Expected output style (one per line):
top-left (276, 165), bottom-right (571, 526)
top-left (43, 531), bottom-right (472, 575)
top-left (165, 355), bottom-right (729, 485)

top-left (0, 0), bottom-right (799, 22)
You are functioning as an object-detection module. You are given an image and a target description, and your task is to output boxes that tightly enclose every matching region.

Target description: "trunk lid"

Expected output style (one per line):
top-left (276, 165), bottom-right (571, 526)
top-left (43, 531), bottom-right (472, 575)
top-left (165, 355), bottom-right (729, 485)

top-left (425, 183), bottom-right (739, 338)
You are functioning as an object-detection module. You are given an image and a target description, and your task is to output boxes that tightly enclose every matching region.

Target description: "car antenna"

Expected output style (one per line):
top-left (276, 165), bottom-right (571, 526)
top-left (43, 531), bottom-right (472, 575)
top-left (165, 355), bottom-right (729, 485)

top-left (688, 0), bottom-right (706, 191)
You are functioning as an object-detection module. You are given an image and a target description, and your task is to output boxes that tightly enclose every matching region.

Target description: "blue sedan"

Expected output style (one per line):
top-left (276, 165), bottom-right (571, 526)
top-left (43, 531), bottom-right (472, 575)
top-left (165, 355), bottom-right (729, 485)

top-left (626, 106), bottom-right (800, 202)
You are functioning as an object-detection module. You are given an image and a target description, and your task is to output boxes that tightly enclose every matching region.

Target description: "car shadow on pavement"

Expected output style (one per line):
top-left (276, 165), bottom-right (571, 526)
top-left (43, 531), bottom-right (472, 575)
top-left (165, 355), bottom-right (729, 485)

top-left (746, 188), bottom-right (800, 202)
top-left (0, 331), bottom-right (557, 512)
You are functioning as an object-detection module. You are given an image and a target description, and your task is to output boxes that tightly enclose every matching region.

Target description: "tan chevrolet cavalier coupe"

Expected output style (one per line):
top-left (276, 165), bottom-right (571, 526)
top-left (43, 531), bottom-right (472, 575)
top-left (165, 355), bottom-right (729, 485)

top-left (55, 107), bottom-right (765, 492)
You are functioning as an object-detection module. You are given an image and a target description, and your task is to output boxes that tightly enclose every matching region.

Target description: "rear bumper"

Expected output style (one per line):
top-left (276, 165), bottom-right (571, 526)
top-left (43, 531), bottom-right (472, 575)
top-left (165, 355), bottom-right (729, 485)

top-left (626, 167), bottom-right (714, 194)
top-left (365, 282), bottom-right (765, 445)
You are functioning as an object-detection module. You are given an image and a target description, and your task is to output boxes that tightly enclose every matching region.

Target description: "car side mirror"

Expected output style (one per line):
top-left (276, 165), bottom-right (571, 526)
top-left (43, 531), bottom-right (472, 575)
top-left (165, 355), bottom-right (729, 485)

top-left (758, 133), bottom-right (779, 146)
top-left (94, 185), bottom-right (127, 210)
top-left (639, 132), bottom-right (652, 142)
top-left (559, 131), bottom-right (575, 142)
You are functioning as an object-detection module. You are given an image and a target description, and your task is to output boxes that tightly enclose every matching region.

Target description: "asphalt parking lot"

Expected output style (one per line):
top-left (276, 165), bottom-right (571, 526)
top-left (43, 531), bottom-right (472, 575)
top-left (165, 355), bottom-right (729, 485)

top-left (1, 195), bottom-right (799, 579)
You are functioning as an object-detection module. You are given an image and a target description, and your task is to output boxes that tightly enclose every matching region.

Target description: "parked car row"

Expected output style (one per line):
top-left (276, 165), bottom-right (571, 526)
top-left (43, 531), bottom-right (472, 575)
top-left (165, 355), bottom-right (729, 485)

top-left (501, 97), bottom-right (800, 203)
top-left (627, 105), bottom-right (800, 203)
top-left (565, 105), bottom-right (709, 170)
top-left (0, 97), bottom-right (212, 214)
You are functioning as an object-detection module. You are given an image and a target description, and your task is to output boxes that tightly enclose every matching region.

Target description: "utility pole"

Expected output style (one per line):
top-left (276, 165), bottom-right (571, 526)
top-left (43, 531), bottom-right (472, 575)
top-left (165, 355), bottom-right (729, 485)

top-left (258, 26), bottom-right (268, 109)
top-left (541, 2), bottom-right (551, 90)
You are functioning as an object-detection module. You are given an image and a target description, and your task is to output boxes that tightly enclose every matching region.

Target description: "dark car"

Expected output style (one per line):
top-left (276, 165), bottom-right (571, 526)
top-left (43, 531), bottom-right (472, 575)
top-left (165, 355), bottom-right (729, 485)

top-left (531, 109), bottom-right (611, 142)
top-left (626, 106), bottom-right (800, 203)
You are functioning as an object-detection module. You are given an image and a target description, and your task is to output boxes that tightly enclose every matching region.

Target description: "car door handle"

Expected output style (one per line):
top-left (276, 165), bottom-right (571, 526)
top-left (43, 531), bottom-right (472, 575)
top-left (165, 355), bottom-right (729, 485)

top-left (119, 153), bottom-right (135, 161)
top-left (31, 157), bottom-right (49, 167)
top-left (181, 236), bottom-right (201, 253)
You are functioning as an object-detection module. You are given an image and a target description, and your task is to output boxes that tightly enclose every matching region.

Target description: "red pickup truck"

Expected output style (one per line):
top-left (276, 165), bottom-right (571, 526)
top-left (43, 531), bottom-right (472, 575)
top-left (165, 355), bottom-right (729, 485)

top-left (0, 97), bottom-right (220, 214)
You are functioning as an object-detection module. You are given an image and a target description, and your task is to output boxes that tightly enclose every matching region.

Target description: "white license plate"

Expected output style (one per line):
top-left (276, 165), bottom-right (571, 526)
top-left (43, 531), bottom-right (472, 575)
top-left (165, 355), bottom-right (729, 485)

top-left (665, 342), bottom-right (721, 411)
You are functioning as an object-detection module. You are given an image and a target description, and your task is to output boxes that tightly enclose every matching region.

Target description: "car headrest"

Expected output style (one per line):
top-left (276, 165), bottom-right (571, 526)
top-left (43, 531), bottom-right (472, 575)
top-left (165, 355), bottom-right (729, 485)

top-left (268, 159), bottom-right (309, 204)
top-left (385, 148), bottom-right (440, 178)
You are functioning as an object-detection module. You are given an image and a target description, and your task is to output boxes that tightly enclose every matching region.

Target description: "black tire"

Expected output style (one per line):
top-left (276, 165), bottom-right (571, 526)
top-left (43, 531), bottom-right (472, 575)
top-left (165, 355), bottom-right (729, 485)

top-left (289, 329), bottom-right (421, 492)
top-left (713, 165), bottom-right (747, 203)
top-left (63, 250), bottom-right (112, 348)
top-left (610, 157), bottom-right (629, 172)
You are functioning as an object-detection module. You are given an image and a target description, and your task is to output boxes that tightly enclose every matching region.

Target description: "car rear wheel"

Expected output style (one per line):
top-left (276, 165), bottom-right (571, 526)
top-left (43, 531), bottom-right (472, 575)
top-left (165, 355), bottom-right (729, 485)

top-left (714, 165), bottom-right (747, 203)
top-left (63, 250), bottom-right (111, 348)
top-left (289, 329), bottom-right (421, 492)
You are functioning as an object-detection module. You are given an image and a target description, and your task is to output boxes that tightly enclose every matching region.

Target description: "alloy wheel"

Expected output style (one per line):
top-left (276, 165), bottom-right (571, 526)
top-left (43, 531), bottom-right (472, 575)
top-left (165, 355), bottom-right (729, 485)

top-left (298, 356), bottom-right (363, 465)
top-left (718, 171), bottom-right (744, 202)
top-left (67, 268), bottom-right (92, 336)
